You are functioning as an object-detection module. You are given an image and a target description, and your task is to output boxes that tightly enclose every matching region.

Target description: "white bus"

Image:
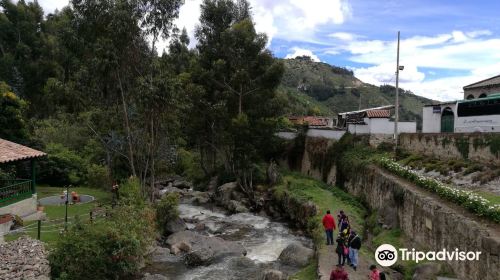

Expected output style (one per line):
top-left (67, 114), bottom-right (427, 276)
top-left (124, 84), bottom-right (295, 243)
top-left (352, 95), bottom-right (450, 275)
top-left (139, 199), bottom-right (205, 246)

top-left (455, 93), bottom-right (500, 132)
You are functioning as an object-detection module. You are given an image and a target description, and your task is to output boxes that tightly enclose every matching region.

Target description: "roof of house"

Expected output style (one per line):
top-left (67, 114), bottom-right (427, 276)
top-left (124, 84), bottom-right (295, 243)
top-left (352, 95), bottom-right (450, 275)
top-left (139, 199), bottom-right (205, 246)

top-left (338, 105), bottom-right (394, 117)
top-left (366, 110), bottom-right (391, 118)
top-left (288, 116), bottom-right (330, 127)
top-left (463, 74), bottom-right (500, 89)
top-left (0, 138), bottom-right (46, 163)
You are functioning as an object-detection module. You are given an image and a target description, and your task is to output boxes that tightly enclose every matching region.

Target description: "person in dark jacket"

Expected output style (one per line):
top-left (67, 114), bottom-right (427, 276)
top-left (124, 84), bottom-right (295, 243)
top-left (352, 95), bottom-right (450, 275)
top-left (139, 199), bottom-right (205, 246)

top-left (322, 210), bottom-right (336, 245)
top-left (348, 230), bottom-right (361, 270)
top-left (335, 233), bottom-right (348, 265)
top-left (338, 210), bottom-right (350, 233)
top-left (330, 264), bottom-right (349, 280)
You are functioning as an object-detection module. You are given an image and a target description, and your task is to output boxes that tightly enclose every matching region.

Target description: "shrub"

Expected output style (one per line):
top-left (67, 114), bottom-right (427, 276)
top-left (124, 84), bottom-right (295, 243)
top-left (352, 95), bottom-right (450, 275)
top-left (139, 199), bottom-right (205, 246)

top-left (39, 143), bottom-right (85, 185)
top-left (49, 204), bottom-right (156, 280)
top-left (85, 163), bottom-right (110, 189)
top-left (155, 193), bottom-right (180, 235)
top-left (119, 177), bottom-right (144, 206)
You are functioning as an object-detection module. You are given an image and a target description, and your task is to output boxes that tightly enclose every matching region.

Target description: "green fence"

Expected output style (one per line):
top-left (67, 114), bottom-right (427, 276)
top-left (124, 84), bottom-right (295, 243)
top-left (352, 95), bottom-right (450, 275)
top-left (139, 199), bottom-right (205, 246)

top-left (0, 180), bottom-right (33, 207)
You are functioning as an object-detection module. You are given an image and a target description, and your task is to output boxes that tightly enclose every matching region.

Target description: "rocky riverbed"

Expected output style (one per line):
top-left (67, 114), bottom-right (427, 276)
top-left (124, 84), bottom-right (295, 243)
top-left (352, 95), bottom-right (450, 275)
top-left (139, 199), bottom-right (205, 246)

top-left (142, 181), bottom-right (314, 280)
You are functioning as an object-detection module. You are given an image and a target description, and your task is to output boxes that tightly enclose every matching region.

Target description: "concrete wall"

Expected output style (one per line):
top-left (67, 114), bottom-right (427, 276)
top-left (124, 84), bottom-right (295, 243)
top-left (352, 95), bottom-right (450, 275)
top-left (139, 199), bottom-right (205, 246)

top-left (348, 118), bottom-right (416, 135)
top-left (0, 195), bottom-right (37, 218)
top-left (343, 166), bottom-right (500, 280)
top-left (306, 129), bottom-right (345, 140)
top-left (399, 133), bottom-right (500, 164)
top-left (423, 106), bottom-right (442, 133)
top-left (276, 132), bottom-right (298, 140)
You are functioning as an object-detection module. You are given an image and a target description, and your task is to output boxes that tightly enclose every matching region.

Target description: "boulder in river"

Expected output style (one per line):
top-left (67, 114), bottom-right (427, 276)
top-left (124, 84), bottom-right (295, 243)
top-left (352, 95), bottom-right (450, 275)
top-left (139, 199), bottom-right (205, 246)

top-left (164, 217), bottom-right (187, 235)
top-left (261, 269), bottom-right (286, 280)
top-left (228, 200), bottom-right (249, 213)
top-left (278, 242), bottom-right (314, 267)
top-left (142, 273), bottom-right (169, 280)
top-left (173, 179), bottom-right (193, 189)
top-left (166, 230), bottom-right (246, 264)
top-left (184, 248), bottom-right (215, 266)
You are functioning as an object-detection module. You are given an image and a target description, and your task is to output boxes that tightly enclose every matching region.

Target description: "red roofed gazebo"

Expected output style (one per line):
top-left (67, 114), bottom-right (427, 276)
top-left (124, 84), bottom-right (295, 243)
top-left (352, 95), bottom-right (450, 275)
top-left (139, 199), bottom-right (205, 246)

top-left (0, 138), bottom-right (46, 209)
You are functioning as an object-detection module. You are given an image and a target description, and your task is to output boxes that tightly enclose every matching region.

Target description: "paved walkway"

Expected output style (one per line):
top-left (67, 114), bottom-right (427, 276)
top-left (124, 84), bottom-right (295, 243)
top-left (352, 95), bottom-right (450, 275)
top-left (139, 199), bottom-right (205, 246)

top-left (318, 243), bottom-right (371, 280)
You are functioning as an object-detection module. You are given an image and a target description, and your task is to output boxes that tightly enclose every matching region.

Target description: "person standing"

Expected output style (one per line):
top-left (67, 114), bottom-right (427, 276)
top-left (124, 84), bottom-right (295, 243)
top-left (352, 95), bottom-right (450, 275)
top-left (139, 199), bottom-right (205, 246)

top-left (330, 264), bottom-right (349, 280)
top-left (369, 264), bottom-right (381, 280)
top-left (111, 181), bottom-right (120, 207)
top-left (338, 210), bottom-right (350, 233)
top-left (348, 230), bottom-right (361, 271)
top-left (335, 233), bottom-right (348, 265)
top-left (322, 210), bottom-right (336, 245)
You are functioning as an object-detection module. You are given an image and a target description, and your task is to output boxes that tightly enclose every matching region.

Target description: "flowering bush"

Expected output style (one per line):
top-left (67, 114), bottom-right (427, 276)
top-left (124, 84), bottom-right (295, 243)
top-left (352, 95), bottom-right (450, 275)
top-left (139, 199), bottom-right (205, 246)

top-left (377, 157), bottom-right (500, 223)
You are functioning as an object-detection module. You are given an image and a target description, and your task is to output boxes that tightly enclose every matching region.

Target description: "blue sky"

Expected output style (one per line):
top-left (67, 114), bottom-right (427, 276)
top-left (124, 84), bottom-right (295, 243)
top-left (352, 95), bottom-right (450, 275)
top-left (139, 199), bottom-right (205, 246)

top-left (34, 0), bottom-right (500, 101)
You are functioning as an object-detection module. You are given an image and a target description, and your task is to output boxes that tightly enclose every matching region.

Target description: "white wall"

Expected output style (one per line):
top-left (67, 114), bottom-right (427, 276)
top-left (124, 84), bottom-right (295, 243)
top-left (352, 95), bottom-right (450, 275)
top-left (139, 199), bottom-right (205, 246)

top-left (348, 118), bottom-right (416, 134)
top-left (348, 124), bottom-right (370, 134)
top-left (276, 132), bottom-right (298, 140)
top-left (422, 106), bottom-right (442, 133)
top-left (397, 122), bottom-right (417, 133)
top-left (307, 129), bottom-right (345, 140)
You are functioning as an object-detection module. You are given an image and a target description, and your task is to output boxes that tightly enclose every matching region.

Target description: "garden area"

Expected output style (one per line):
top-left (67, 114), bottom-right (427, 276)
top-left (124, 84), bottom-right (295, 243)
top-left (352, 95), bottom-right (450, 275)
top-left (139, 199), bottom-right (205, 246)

top-left (5, 185), bottom-right (111, 245)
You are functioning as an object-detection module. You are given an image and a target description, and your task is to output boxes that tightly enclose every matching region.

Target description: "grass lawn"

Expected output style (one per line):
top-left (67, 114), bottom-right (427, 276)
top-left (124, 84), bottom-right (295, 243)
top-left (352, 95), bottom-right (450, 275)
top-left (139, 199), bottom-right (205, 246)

top-left (276, 171), bottom-right (366, 230)
top-left (5, 185), bottom-right (111, 246)
top-left (290, 260), bottom-right (317, 280)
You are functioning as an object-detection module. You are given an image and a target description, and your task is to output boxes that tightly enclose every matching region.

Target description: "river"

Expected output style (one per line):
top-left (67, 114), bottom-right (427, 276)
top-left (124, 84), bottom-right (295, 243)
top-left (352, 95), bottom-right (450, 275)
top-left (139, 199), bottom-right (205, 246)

top-left (142, 203), bottom-right (313, 280)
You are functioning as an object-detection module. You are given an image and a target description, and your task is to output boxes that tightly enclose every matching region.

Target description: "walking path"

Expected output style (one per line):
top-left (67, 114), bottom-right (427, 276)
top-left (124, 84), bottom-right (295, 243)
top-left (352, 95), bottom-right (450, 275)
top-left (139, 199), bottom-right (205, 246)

top-left (318, 244), bottom-right (371, 280)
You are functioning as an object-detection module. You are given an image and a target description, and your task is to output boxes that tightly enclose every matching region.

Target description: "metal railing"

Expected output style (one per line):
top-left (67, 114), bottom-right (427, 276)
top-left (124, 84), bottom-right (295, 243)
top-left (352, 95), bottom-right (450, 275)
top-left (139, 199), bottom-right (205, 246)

top-left (0, 179), bottom-right (33, 207)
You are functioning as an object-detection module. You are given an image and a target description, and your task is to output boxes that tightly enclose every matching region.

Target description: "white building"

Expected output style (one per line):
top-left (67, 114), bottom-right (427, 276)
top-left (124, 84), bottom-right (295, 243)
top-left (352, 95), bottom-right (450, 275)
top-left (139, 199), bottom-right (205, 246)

top-left (422, 102), bottom-right (457, 133)
top-left (338, 106), bottom-right (417, 135)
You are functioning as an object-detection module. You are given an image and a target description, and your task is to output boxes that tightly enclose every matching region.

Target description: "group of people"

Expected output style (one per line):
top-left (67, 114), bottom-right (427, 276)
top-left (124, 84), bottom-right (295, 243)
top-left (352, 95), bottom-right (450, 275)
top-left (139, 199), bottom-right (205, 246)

top-left (322, 210), bottom-right (386, 280)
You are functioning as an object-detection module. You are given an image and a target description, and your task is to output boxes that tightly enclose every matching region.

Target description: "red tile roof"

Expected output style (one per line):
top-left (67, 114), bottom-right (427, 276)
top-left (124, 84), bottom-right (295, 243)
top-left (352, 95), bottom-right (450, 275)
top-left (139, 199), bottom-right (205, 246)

top-left (289, 116), bottom-right (329, 126)
top-left (0, 138), bottom-right (46, 163)
top-left (366, 110), bottom-right (391, 118)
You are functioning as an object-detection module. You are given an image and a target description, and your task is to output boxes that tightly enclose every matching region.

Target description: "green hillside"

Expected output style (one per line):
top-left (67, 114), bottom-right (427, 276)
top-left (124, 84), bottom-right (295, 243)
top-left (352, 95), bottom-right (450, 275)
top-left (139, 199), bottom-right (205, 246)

top-left (279, 56), bottom-right (435, 127)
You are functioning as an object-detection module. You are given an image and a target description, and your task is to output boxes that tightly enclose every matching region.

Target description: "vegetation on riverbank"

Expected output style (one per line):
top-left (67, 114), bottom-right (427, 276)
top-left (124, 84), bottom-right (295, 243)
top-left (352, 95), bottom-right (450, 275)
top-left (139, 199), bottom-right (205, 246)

top-left (48, 178), bottom-right (162, 280)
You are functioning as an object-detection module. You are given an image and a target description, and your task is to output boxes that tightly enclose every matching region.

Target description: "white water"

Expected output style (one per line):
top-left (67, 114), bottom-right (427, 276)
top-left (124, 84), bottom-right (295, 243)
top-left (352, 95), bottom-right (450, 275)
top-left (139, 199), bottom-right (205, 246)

top-left (145, 203), bottom-right (312, 279)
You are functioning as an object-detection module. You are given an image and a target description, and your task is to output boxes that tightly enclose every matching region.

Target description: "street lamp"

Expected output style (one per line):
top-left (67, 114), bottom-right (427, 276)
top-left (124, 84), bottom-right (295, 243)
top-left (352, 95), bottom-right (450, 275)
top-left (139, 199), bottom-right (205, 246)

top-left (394, 31), bottom-right (404, 150)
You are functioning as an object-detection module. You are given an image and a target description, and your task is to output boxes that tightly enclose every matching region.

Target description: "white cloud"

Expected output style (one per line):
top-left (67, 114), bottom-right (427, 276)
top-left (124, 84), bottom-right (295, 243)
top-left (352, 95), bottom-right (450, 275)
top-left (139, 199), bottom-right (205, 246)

top-left (329, 32), bottom-right (356, 41)
top-left (26, 0), bottom-right (68, 14)
top-left (338, 30), bottom-right (499, 101)
top-left (285, 47), bottom-right (321, 62)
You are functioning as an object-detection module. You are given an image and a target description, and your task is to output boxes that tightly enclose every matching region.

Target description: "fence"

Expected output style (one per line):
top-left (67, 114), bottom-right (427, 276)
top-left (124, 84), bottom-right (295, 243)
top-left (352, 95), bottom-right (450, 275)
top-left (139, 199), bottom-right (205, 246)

top-left (0, 208), bottom-right (110, 240)
top-left (0, 179), bottom-right (33, 207)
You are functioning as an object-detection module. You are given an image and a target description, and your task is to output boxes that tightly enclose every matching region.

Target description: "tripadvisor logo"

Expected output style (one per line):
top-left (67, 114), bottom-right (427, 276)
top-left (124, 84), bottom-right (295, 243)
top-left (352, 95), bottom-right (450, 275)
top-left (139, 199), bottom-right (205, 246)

top-left (374, 244), bottom-right (482, 267)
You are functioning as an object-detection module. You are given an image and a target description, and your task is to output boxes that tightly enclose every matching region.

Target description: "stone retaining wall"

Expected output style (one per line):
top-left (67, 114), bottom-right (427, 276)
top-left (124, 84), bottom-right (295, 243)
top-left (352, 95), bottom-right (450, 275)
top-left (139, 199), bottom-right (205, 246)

top-left (399, 133), bottom-right (500, 164)
top-left (342, 166), bottom-right (500, 280)
top-left (291, 135), bottom-right (500, 280)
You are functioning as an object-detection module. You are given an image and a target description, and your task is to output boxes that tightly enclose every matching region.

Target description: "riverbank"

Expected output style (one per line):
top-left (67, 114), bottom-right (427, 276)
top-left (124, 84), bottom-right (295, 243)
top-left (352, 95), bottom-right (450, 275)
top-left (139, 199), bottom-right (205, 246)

top-left (271, 171), bottom-right (374, 279)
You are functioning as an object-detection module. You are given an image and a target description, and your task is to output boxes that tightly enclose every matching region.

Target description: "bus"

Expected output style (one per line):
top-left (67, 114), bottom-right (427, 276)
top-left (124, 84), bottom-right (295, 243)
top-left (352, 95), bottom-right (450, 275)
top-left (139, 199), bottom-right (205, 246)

top-left (455, 93), bottom-right (500, 132)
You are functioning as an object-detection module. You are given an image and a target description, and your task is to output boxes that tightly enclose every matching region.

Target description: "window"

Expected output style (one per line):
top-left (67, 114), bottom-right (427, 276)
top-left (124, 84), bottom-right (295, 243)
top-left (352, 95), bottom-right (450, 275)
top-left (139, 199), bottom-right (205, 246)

top-left (479, 93), bottom-right (488, 98)
top-left (466, 94), bottom-right (474, 100)
top-left (457, 98), bottom-right (500, 117)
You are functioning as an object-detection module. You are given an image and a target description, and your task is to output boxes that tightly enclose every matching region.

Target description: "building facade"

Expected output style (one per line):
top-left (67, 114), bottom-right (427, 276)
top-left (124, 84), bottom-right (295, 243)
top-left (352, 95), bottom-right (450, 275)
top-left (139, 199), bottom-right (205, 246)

top-left (463, 74), bottom-right (500, 99)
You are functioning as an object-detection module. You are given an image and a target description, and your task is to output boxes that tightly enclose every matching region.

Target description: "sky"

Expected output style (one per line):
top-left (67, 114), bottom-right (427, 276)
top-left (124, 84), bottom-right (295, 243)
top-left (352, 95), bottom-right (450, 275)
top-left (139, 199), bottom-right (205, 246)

top-left (31, 0), bottom-right (500, 101)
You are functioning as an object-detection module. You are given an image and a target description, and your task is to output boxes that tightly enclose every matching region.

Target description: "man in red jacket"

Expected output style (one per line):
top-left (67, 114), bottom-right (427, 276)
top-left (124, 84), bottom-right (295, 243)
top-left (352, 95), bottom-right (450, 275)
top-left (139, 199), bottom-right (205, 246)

top-left (322, 210), bottom-right (336, 245)
top-left (330, 264), bottom-right (349, 280)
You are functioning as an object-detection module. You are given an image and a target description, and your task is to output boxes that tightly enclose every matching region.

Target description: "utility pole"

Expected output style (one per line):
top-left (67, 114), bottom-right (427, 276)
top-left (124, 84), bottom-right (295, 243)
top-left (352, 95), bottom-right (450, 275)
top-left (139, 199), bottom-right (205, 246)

top-left (394, 31), bottom-right (401, 149)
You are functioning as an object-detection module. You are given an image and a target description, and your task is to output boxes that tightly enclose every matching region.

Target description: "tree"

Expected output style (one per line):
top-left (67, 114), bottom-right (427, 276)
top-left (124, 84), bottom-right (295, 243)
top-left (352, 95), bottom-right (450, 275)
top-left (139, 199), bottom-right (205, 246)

top-left (0, 81), bottom-right (28, 142)
top-left (191, 0), bottom-right (284, 197)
